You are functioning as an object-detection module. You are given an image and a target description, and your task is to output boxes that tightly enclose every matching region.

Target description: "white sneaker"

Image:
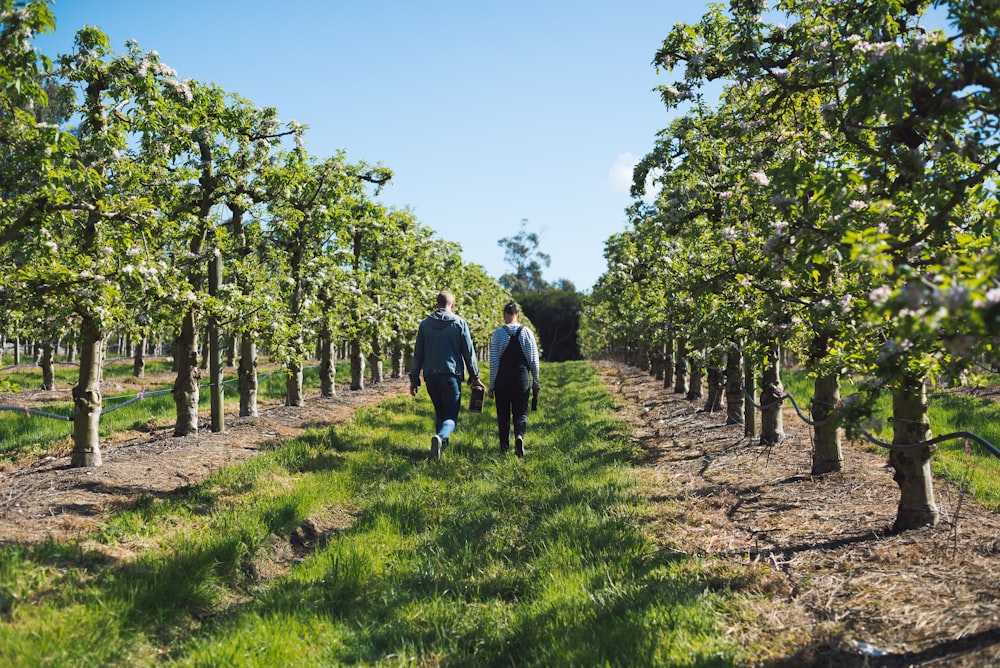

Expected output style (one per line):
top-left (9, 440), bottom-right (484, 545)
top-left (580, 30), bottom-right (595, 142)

top-left (430, 435), bottom-right (442, 460)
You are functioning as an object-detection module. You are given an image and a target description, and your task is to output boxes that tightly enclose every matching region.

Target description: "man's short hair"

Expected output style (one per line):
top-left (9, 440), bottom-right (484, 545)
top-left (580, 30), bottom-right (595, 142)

top-left (436, 290), bottom-right (455, 308)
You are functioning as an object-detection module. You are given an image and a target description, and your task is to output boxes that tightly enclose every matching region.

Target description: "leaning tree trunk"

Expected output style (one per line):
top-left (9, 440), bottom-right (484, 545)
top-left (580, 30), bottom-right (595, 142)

top-left (350, 338), bottom-right (365, 391)
top-left (759, 341), bottom-right (785, 446)
top-left (71, 316), bottom-right (103, 467)
top-left (686, 356), bottom-right (703, 402)
top-left (673, 337), bottom-right (688, 394)
top-left (238, 336), bottom-right (258, 417)
top-left (40, 339), bottom-right (55, 391)
top-left (319, 328), bottom-right (337, 398)
top-left (889, 373), bottom-right (939, 531)
top-left (132, 336), bottom-right (146, 378)
top-left (172, 310), bottom-right (201, 436)
top-left (725, 344), bottom-right (744, 425)
top-left (286, 359), bottom-right (304, 407)
top-left (368, 334), bottom-right (384, 385)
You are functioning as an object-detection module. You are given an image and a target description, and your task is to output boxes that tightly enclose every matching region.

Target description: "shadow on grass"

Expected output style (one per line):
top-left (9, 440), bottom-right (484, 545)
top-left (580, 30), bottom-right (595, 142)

top-left (1, 361), bottom-right (743, 666)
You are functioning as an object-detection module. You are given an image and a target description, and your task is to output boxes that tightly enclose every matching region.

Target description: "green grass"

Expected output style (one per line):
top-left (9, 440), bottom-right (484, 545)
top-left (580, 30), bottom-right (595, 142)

top-left (0, 361), bottom-right (746, 667)
top-left (0, 361), bottom-right (344, 463)
top-left (782, 368), bottom-right (1000, 508)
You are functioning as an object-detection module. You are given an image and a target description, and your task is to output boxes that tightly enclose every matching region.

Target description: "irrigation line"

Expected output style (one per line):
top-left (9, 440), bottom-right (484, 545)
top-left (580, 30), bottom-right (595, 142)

top-left (0, 405), bottom-right (72, 421)
top-left (102, 387), bottom-right (174, 414)
top-left (742, 388), bottom-right (837, 427)
top-left (0, 362), bottom-right (322, 422)
top-left (860, 429), bottom-right (1000, 458)
top-left (742, 387), bottom-right (1000, 460)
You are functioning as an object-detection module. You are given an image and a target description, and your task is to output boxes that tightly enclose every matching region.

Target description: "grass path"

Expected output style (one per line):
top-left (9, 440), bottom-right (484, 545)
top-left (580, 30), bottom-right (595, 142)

top-left (0, 362), bottom-right (745, 667)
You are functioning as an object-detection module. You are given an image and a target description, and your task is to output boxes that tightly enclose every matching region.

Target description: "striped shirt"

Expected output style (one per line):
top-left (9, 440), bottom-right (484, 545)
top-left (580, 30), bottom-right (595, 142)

top-left (488, 324), bottom-right (541, 390)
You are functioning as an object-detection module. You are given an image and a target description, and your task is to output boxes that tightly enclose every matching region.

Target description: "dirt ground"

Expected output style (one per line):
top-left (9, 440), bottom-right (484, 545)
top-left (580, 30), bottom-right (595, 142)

top-left (0, 374), bottom-right (411, 544)
top-left (595, 361), bottom-right (1000, 667)
top-left (2, 361), bottom-right (999, 666)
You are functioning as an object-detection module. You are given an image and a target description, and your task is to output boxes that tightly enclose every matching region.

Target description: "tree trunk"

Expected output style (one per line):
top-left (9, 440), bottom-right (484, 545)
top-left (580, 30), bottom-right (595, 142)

top-left (132, 336), bottom-right (146, 378)
top-left (368, 334), bottom-right (383, 385)
top-left (743, 353), bottom-right (756, 438)
top-left (725, 345), bottom-right (744, 425)
top-left (673, 337), bottom-right (688, 394)
top-left (404, 345), bottom-right (413, 378)
top-left (759, 342), bottom-right (784, 445)
top-left (653, 342), bottom-right (666, 381)
top-left (286, 360), bottom-right (304, 406)
top-left (40, 339), bottom-right (55, 391)
top-left (71, 317), bottom-right (103, 467)
top-left (703, 363), bottom-right (724, 413)
top-left (319, 329), bottom-right (336, 398)
top-left (663, 338), bottom-right (674, 389)
top-left (811, 374), bottom-right (843, 474)
top-left (238, 337), bottom-right (258, 417)
top-left (686, 356), bottom-right (703, 402)
top-left (225, 333), bottom-right (236, 368)
top-left (208, 250), bottom-right (224, 433)
top-left (172, 310), bottom-right (201, 436)
top-left (808, 332), bottom-right (842, 473)
top-left (390, 336), bottom-right (404, 379)
top-left (199, 334), bottom-right (209, 371)
top-left (350, 338), bottom-right (365, 391)
top-left (889, 374), bottom-right (939, 531)
top-left (13, 336), bottom-right (20, 365)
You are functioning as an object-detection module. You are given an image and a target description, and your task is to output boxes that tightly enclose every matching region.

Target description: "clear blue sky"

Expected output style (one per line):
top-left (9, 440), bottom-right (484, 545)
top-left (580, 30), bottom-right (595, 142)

top-left (35, 1), bottom-right (714, 292)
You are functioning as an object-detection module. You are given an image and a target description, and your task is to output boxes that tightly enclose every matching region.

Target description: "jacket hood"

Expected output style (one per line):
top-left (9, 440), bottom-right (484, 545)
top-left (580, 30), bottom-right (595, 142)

top-left (428, 308), bottom-right (460, 329)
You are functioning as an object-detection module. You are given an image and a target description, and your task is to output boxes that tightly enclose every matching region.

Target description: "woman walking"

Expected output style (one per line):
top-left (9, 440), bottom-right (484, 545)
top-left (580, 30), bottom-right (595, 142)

top-left (488, 300), bottom-right (541, 457)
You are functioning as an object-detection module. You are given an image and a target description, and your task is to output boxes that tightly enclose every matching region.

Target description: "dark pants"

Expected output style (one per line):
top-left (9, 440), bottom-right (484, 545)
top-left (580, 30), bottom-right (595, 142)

top-left (425, 374), bottom-right (461, 440)
top-left (494, 375), bottom-right (529, 447)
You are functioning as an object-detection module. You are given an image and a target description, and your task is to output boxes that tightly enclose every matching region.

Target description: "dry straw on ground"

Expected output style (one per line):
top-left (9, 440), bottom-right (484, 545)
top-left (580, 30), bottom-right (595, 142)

top-left (596, 360), bottom-right (1000, 666)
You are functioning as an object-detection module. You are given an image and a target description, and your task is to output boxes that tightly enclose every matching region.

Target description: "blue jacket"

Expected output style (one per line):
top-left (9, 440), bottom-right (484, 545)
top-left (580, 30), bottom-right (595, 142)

top-left (410, 308), bottom-right (480, 386)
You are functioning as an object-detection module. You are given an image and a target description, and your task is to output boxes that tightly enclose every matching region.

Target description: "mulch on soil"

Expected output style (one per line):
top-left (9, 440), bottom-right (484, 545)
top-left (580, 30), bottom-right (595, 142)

top-left (595, 360), bottom-right (1000, 667)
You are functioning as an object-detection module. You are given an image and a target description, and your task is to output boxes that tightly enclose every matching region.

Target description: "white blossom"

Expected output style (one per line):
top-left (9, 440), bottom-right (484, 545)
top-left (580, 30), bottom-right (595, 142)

top-left (869, 285), bottom-right (892, 305)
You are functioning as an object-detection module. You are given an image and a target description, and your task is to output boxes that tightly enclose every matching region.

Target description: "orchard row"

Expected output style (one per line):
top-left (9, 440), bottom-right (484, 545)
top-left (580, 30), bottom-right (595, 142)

top-left (582, 0), bottom-right (1000, 531)
top-left (0, 2), bottom-right (511, 466)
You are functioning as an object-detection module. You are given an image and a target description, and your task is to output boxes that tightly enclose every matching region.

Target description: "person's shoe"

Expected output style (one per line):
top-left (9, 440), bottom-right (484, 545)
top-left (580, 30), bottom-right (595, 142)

top-left (514, 435), bottom-right (524, 458)
top-left (430, 435), bottom-right (442, 460)
top-left (500, 442), bottom-right (509, 453)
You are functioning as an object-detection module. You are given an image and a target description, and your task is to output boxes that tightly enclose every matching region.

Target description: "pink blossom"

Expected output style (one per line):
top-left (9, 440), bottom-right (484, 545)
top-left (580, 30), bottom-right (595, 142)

top-left (749, 171), bottom-right (770, 186)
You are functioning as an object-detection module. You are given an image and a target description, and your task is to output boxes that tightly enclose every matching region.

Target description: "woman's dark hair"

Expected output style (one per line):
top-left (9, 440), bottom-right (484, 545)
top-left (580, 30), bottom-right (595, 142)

top-left (503, 299), bottom-right (520, 316)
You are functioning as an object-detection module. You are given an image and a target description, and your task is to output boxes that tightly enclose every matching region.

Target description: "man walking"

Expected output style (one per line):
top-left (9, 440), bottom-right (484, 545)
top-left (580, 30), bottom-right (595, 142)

top-left (409, 290), bottom-right (486, 459)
